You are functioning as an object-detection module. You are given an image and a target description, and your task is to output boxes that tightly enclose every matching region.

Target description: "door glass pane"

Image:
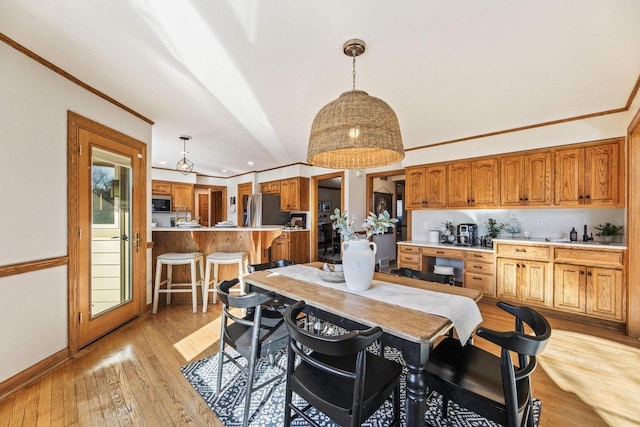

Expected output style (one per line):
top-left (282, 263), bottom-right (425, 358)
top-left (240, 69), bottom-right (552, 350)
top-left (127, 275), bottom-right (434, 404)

top-left (91, 147), bottom-right (132, 317)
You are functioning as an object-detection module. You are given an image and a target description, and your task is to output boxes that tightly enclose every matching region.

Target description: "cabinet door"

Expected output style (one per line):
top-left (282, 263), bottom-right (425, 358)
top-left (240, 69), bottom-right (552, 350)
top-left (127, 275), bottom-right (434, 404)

top-left (587, 267), bottom-right (624, 321)
top-left (520, 260), bottom-right (552, 307)
top-left (271, 236), bottom-right (289, 261)
top-left (447, 162), bottom-right (471, 207)
top-left (525, 151), bottom-right (552, 206)
top-left (471, 158), bottom-right (499, 207)
top-left (405, 167), bottom-right (426, 209)
top-left (280, 179), bottom-right (295, 210)
top-left (496, 258), bottom-right (519, 300)
top-left (584, 143), bottom-right (619, 206)
top-left (554, 147), bottom-right (584, 206)
top-left (500, 155), bottom-right (525, 206)
top-left (553, 263), bottom-right (586, 313)
top-left (172, 183), bottom-right (194, 212)
top-left (425, 165), bottom-right (447, 208)
top-left (151, 180), bottom-right (172, 195)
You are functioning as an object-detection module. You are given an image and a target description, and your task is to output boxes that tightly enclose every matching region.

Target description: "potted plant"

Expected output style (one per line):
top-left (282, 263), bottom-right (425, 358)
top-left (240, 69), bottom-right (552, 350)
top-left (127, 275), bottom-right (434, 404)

top-left (485, 218), bottom-right (504, 238)
top-left (330, 209), bottom-right (398, 290)
top-left (594, 223), bottom-right (624, 243)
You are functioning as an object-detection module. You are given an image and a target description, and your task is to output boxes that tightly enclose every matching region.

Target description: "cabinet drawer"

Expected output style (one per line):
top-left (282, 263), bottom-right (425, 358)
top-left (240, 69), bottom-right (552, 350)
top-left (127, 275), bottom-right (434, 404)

top-left (554, 247), bottom-right (623, 267)
top-left (277, 232), bottom-right (290, 241)
top-left (496, 244), bottom-right (550, 261)
top-left (421, 247), bottom-right (464, 259)
top-left (464, 251), bottom-right (494, 263)
top-left (464, 261), bottom-right (494, 275)
top-left (399, 253), bottom-right (421, 265)
top-left (399, 245), bottom-right (420, 255)
top-left (464, 272), bottom-right (495, 296)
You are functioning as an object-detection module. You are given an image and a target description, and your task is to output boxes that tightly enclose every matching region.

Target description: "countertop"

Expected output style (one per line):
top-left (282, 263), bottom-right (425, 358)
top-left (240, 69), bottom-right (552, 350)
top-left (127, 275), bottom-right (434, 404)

top-left (398, 238), bottom-right (626, 251)
top-left (152, 225), bottom-right (310, 232)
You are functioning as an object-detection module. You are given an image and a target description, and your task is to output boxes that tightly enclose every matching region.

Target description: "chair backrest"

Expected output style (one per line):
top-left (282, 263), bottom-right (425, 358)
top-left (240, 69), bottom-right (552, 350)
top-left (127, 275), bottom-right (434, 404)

top-left (390, 267), bottom-right (452, 285)
top-left (284, 300), bottom-right (382, 359)
top-left (321, 222), bottom-right (334, 240)
top-left (216, 278), bottom-right (275, 311)
top-left (248, 259), bottom-right (294, 273)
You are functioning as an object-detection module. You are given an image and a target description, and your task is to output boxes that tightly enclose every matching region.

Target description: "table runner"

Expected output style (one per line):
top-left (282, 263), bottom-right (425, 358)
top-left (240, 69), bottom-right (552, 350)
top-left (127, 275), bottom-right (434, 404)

top-left (266, 264), bottom-right (482, 344)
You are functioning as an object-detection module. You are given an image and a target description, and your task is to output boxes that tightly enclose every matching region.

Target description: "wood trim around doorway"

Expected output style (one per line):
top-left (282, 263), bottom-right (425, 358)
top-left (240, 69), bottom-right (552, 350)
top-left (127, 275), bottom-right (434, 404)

top-left (626, 107), bottom-right (640, 337)
top-left (311, 172), bottom-right (345, 262)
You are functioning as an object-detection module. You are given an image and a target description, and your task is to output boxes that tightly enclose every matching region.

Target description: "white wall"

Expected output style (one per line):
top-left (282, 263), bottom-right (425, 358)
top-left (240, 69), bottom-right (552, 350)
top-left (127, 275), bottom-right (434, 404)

top-left (0, 42), bottom-right (151, 382)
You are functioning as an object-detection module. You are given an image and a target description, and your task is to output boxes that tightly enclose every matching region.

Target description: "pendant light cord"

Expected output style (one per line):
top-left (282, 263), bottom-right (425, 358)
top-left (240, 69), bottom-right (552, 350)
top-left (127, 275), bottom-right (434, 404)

top-left (352, 48), bottom-right (357, 91)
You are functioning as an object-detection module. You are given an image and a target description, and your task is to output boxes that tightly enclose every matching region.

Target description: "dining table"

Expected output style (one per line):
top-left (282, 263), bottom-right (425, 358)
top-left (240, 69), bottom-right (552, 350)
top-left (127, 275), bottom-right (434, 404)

top-left (244, 262), bottom-right (483, 427)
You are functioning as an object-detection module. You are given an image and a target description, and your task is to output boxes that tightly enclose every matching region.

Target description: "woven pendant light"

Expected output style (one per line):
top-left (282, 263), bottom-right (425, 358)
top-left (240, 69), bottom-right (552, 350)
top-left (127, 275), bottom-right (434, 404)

top-left (307, 39), bottom-right (404, 169)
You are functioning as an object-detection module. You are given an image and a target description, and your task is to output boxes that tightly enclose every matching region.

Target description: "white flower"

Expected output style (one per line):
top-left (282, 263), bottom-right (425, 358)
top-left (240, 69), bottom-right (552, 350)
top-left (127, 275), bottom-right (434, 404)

top-left (331, 208), bottom-right (398, 240)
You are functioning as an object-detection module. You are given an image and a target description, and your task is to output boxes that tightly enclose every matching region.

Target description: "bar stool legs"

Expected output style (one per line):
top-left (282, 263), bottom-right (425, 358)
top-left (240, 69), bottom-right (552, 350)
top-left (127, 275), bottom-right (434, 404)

top-left (153, 252), bottom-right (204, 314)
top-left (202, 252), bottom-right (249, 313)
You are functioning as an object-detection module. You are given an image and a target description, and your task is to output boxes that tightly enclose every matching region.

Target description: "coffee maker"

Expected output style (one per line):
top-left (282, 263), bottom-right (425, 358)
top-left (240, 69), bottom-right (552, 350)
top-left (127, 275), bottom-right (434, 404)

top-left (457, 223), bottom-right (478, 246)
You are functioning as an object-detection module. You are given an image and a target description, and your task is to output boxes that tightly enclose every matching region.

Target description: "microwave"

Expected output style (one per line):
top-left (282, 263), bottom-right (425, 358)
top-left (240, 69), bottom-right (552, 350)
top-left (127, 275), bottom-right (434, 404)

top-left (151, 197), bottom-right (172, 212)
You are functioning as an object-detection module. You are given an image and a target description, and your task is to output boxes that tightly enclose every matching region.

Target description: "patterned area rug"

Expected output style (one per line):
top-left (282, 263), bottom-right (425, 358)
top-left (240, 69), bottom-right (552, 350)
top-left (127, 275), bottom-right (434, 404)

top-left (181, 346), bottom-right (541, 426)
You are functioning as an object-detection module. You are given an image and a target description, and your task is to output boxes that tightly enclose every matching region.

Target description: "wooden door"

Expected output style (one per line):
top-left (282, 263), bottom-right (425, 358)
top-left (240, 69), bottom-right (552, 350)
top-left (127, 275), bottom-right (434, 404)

top-left (447, 162), bottom-right (471, 207)
top-left (553, 263), bottom-right (587, 313)
top-left (237, 182), bottom-right (253, 225)
top-left (554, 147), bottom-right (584, 206)
top-left (500, 155), bottom-right (525, 206)
top-left (471, 158), bottom-right (499, 207)
top-left (587, 267), bottom-right (624, 320)
top-left (198, 193), bottom-right (209, 226)
top-left (425, 165), bottom-right (447, 208)
top-left (405, 167), bottom-right (426, 209)
top-left (74, 124), bottom-right (145, 349)
top-left (525, 151), bottom-right (552, 206)
top-left (211, 191), bottom-right (223, 225)
top-left (584, 142), bottom-right (619, 206)
top-left (496, 258), bottom-right (519, 300)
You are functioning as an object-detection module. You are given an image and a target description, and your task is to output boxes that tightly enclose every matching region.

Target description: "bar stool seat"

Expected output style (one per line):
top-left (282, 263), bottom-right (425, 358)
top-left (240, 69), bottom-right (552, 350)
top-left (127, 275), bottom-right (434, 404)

top-left (202, 252), bottom-right (249, 313)
top-left (153, 252), bottom-right (204, 314)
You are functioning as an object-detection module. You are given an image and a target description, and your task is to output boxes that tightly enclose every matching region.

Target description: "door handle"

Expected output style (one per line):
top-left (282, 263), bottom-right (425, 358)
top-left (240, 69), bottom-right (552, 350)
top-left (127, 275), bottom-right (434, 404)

top-left (134, 232), bottom-right (140, 253)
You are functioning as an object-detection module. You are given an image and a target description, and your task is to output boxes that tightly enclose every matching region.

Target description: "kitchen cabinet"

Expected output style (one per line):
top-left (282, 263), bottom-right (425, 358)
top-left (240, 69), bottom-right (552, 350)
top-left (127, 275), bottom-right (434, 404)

top-left (554, 140), bottom-right (621, 207)
top-left (260, 180), bottom-right (281, 195)
top-left (495, 243), bottom-right (553, 307)
top-left (405, 164), bottom-right (447, 209)
top-left (500, 151), bottom-right (551, 207)
top-left (271, 231), bottom-right (310, 264)
top-left (171, 183), bottom-right (194, 212)
top-left (447, 158), bottom-right (499, 208)
top-left (151, 180), bottom-right (172, 195)
top-left (397, 245), bottom-right (422, 270)
top-left (553, 247), bottom-right (625, 321)
top-left (280, 177), bottom-right (310, 211)
top-left (463, 251), bottom-right (495, 296)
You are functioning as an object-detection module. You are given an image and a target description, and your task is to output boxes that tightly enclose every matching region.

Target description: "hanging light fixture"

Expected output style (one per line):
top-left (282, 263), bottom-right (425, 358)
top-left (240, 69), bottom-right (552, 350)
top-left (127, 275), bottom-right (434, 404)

top-left (307, 39), bottom-right (404, 170)
top-left (176, 135), bottom-right (194, 175)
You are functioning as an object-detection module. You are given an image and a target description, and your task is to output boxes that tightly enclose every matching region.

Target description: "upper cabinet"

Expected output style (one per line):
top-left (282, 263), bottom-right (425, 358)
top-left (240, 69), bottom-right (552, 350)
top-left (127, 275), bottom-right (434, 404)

top-left (151, 181), bottom-right (172, 195)
top-left (260, 180), bottom-right (281, 195)
top-left (554, 140), bottom-right (621, 207)
top-left (500, 151), bottom-right (551, 207)
top-left (447, 159), bottom-right (498, 208)
top-left (151, 180), bottom-right (194, 211)
top-left (280, 177), bottom-right (310, 211)
top-left (405, 165), bottom-right (447, 209)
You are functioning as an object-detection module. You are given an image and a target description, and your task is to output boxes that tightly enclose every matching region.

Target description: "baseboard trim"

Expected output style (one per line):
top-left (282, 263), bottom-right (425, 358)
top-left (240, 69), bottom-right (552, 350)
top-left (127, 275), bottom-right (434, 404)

top-left (0, 348), bottom-right (69, 400)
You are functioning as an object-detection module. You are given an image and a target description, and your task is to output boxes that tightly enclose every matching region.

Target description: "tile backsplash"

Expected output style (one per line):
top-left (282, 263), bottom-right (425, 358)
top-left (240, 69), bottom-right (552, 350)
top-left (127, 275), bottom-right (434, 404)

top-left (411, 208), bottom-right (625, 242)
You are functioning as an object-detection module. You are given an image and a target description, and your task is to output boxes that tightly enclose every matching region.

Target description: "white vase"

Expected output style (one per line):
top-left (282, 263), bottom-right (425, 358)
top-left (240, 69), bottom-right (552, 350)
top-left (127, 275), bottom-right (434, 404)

top-left (341, 239), bottom-right (377, 291)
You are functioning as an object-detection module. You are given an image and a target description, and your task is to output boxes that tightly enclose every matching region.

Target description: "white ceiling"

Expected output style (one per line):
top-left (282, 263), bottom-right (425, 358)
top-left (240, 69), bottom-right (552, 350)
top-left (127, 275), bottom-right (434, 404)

top-left (2, 1), bottom-right (639, 177)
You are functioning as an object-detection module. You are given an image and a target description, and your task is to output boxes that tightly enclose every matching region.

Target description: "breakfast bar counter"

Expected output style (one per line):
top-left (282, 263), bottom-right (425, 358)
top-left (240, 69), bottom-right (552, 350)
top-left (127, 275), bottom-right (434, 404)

top-left (152, 226), bottom-right (284, 289)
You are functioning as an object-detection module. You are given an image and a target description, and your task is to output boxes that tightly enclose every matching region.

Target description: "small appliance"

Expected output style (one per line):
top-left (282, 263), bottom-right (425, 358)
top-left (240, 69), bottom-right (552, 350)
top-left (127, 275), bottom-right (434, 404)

top-left (457, 223), bottom-right (478, 246)
top-left (151, 196), bottom-right (172, 212)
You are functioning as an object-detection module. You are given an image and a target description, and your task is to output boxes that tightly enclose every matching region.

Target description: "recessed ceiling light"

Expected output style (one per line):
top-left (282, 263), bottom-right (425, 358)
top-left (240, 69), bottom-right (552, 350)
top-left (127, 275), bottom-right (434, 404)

top-left (159, 161), bottom-right (167, 165)
top-left (248, 161), bottom-right (254, 166)
top-left (221, 169), bottom-right (227, 173)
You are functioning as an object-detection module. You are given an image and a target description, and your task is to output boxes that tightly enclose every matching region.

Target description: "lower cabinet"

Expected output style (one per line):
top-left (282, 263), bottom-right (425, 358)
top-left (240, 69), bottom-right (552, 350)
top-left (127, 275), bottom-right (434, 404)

top-left (463, 251), bottom-right (495, 296)
top-left (496, 258), bottom-right (553, 307)
top-left (271, 231), bottom-right (310, 264)
top-left (554, 263), bottom-right (625, 321)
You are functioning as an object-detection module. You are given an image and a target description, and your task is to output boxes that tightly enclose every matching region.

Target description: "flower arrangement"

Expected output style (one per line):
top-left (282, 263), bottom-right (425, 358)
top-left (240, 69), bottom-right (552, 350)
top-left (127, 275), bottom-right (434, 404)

top-left (594, 223), bottom-right (624, 237)
top-left (330, 208), bottom-right (398, 240)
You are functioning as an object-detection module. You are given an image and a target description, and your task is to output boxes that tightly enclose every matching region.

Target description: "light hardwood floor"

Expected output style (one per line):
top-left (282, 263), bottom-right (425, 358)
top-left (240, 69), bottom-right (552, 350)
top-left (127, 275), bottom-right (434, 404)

top-left (1, 301), bottom-right (638, 426)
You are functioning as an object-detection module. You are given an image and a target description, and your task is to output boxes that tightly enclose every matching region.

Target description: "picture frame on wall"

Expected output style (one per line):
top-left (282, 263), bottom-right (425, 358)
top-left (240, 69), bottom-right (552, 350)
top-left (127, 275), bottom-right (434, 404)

top-left (321, 201), bottom-right (332, 212)
top-left (374, 192), bottom-right (393, 216)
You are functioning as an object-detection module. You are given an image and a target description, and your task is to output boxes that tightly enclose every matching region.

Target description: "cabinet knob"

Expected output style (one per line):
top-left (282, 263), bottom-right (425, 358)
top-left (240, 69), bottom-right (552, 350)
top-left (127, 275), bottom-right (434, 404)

top-left (587, 271), bottom-right (592, 276)
top-left (580, 271), bottom-right (585, 275)
top-left (585, 195), bottom-right (591, 199)
top-left (579, 195), bottom-right (584, 199)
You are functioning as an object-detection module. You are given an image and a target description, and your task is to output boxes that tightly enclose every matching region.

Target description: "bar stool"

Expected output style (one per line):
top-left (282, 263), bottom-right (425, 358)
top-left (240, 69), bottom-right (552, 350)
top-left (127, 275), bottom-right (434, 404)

top-left (202, 252), bottom-right (249, 313)
top-left (153, 252), bottom-right (204, 314)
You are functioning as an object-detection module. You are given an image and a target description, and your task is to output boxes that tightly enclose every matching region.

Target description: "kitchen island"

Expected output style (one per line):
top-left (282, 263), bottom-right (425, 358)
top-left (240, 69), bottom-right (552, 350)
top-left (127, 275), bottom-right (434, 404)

top-left (152, 226), bottom-right (285, 302)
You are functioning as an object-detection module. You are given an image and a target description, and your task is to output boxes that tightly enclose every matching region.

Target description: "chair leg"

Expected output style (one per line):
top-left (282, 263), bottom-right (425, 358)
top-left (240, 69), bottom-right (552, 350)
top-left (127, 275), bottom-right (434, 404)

top-left (166, 265), bottom-right (172, 305)
top-left (393, 383), bottom-right (400, 426)
top-left (190, 260), bottom-right (198, 313)
top-left (284, 345), bottom-right (295, 426)
top-left (153, 260), bottom-right (163, 314)
top-left (216, 315), bottom-right (226, 394)
top-left (442, 396), bottom-right (449, 418)
top-left (202, 260), bottom-right (211, 313)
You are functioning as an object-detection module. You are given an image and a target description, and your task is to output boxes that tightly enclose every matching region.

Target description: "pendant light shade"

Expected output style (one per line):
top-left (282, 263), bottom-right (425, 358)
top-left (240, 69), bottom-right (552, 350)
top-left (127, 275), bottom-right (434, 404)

top-left (307, 39), bottom-right (404, 169)
top-left (176, 135), bottom-right (194, 175)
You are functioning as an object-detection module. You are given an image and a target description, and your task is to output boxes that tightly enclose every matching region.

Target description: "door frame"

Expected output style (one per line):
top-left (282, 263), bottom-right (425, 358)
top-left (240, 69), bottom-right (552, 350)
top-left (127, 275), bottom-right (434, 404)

top-left (67, 111), bottom-right (147, 354)
top-left (311, 172), bottom-right (344, 261)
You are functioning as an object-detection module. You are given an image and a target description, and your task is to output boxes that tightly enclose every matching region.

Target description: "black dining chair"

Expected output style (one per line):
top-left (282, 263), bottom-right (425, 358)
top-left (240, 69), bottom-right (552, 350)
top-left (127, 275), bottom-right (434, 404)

top-left (425, 301), bottom-right (551, 427)
top-left (216, 278), bottom-right (290, 427)
top-left (247, 259), bottom-right (294, 314)
top-left (282, 300), bottom-right (402, 427)
top-left (390, 267), bottom-right (454, 285)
